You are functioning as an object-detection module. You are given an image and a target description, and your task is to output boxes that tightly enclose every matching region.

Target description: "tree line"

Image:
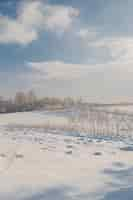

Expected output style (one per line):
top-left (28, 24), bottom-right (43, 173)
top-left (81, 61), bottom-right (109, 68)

top-left (0, 90), bottom-right (82, 113)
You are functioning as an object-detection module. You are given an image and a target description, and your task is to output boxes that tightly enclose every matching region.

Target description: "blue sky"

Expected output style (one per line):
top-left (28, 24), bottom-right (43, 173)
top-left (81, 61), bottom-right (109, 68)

top-left (0, 0), bottom-right (133, 102)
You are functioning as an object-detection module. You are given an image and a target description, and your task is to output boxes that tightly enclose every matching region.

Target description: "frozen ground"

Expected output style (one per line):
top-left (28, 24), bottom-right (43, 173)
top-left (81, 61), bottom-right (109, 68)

top-left (0, 111), bottom-right (133, 200)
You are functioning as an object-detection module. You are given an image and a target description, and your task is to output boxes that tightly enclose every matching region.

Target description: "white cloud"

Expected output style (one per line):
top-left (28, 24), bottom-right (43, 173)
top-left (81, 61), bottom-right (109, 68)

top-left (27, 61), bottom-right (89, 81)
top-left (75, 27), bottom-right (133, 66)
top-left (77, 28), bottom-right (97, 40)
top-left (90, 37), bottom-right (133, 64)
top-left (26, 59), bottom-right (133, 87)
top-left (0, 1), bottom-right (79, 45)
top-left (0, 16), bottom-right (38, 45)
top-left (16, 59), bottom-right (133, 102)
top-left (43, 5), bottom-right (79, 32)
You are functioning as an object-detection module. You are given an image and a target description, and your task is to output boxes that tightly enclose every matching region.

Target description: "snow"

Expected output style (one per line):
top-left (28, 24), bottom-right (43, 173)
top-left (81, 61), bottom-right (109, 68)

top-left (0, 111), bottom-right (68, 126)
top-left (0, 111), bottom-right (133, 199)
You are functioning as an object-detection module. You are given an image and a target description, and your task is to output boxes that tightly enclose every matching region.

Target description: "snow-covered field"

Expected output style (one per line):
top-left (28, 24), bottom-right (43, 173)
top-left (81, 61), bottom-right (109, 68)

top-left (0, 111), bottom-right (133, 200)
top-left (0, 111), bottom-right (68, 126)
top-left (105, 105), bottom-right (133, 113)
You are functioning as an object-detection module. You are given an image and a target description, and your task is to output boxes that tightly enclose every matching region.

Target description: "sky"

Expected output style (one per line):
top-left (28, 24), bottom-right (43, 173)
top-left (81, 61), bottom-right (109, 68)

top-left (0, 0), bottom-right (133, 102)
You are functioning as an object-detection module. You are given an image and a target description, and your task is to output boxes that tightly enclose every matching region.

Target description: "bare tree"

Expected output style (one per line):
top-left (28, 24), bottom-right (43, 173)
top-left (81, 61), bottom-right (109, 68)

top-left (26, 90), bottom-right (36, 105)
top-left (14, 92), bottom-right (26, 106)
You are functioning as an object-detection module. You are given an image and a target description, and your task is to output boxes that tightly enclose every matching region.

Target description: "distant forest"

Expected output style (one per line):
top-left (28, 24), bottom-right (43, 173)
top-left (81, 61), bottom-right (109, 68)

top-left (0, 91), bottom-right (82, 113)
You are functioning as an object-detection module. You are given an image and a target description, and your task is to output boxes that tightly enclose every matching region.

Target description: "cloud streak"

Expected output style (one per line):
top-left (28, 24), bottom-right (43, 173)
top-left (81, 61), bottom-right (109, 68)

top-left (27, 61), bottom-right (90, 81)
top-left (26, 58), bottom-right (133, 86)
